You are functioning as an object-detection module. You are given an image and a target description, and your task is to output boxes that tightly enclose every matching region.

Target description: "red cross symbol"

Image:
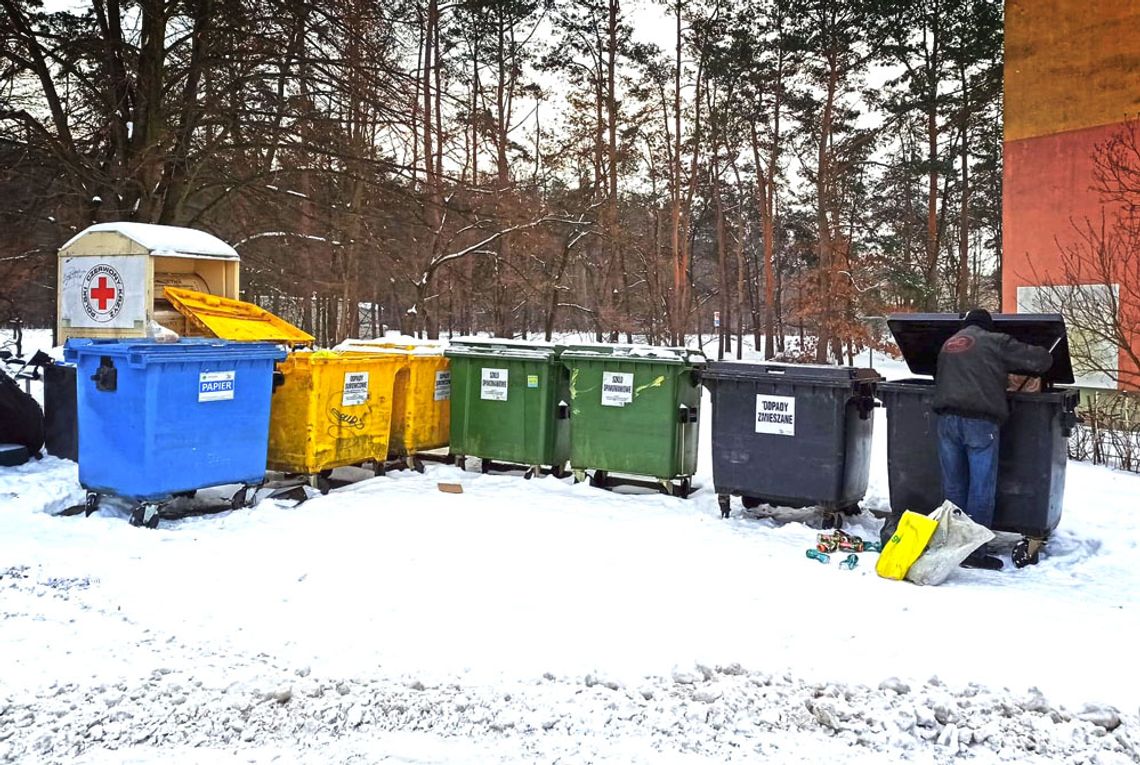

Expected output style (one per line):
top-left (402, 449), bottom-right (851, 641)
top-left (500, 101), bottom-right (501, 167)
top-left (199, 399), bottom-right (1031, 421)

top-left (89, 276), bottom-right (116, 310)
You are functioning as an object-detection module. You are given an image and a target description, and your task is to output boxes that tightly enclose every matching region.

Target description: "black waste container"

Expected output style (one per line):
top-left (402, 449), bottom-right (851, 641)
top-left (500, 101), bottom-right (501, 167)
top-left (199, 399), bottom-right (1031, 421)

top-left (44, 362), bottom-right (78, 462)
top-left (879, 313), bottom-right (1079, 548)
top-left (703, 361), bottom-right (881, 519)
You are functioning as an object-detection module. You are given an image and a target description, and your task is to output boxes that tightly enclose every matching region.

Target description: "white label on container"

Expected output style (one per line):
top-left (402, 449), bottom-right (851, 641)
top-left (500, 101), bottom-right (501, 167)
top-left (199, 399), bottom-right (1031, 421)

top-left (480, 368), bottom-right (509, 401)
top-left (755, 394), bottom-right (795, 436)
top-left (199, 370), bottom-right (235, 402)
top-left (342, 371), bottom-right (370, 406)
top-left (434, 370), bottom-right (451, 401)
top-left (601, 371), bottom-right (634, 407)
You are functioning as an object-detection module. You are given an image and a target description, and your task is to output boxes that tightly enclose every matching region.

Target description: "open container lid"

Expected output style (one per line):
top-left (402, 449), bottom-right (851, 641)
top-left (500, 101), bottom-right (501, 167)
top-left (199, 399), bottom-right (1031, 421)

top-left (703, 360), bottom-right (881, 383)
top-left (164, 287), bottom-right (314, 347)
top-left (887, 312), bottom-right (1074, 384)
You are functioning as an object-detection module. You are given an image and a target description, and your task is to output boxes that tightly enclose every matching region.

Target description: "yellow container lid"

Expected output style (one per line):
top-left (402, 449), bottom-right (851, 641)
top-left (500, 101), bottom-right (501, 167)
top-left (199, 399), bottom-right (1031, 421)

top-left (163, 287), bottom-right (314, 346)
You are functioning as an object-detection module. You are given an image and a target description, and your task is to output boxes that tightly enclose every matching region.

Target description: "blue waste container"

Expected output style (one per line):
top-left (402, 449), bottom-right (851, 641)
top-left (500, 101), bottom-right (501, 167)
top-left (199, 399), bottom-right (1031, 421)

top-left (66, 339), bottom-right (285, 525)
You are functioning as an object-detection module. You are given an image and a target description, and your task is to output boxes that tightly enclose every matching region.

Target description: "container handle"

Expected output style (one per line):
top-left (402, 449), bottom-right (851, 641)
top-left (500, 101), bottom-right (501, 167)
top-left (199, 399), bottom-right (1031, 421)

top-left (855, 395), bottom-right (877, 421)
top-left (92, 357), bottom-right (117, 393)
top-left (765, 367), bottom-right (786, 375)
top-left (558, 401), bottom-right (570, 420)
top-left (1060, 410), bottom-right (1080, 438)
top-left (689, 406), bottom-right (699, 424)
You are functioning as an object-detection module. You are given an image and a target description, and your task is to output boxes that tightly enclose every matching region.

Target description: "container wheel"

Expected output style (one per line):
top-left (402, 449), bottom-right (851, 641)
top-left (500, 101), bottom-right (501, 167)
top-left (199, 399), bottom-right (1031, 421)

top-left (310, 474), bottom-right (331, 495)
top-left (230, 487), bottom-right (247, 509)
top-left (717, 494), bottom-right (731, 519)
top-left (373, 461), bottom-right (387, 476)
top-left (741, 496), bottom-right (762, 510)
top-left (84, 491), bottom-right (100, 517)
top-left (572, 470), bottom-right (586, 484)
top-left (130, 503), bottom-right (161, 529)
top-left (549, 464), bottom-right (567, 479)
top-left (1012, 537), bottom-right (1045, 568)
top-left (456, 456), bottom-right (467, 471)
top-left (672, 477), bottom-right (692, 499)
top-left (523, 467), bottom-right (535, 480)
top-left (480, 460), bottom-right (491, 474)
top-left (821, 511), bottom-right (843, 531)
top-left (411, 456), bottom-right (426, 474)
top-left (589, 470), bottom-right (608, 489)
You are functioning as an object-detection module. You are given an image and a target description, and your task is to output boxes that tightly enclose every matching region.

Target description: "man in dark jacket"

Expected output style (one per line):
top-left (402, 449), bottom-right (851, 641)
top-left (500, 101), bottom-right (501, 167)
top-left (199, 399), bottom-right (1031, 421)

top-left (933, 308), bottom-right (1054, 569)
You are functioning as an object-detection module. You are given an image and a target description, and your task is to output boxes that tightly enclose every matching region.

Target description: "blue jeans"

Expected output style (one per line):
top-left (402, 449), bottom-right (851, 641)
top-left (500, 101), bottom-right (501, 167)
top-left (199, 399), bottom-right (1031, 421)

top-left (936, 414), bottom-right (1000, 528)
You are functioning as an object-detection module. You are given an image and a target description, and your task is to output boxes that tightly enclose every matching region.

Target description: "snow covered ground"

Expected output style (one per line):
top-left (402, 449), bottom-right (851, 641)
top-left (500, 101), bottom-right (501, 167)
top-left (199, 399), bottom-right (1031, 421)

top-left (1, 328), bottom-right (1138, 763)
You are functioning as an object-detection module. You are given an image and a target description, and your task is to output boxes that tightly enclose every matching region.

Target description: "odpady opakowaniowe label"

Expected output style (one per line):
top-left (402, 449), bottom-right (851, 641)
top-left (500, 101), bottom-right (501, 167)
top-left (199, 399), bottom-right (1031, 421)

top-left (342, 371), bottom-right (370, 406)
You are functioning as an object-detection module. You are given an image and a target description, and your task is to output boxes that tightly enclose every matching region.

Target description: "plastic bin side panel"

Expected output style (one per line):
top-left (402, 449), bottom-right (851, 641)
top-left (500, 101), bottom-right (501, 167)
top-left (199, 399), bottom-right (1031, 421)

top-left (550, 358), bottom-right (571, 467)
top-left (881, 382), bottom-right (944, 515)
top-left (882, 380), bottom-right (1072, 536)
top-left (399, 355), bottom-right (450, 453)
top-left (678, 368), bottom-right (702, 477)
top-left (44, 364), bottom-right (79, 461)
top-left (710, 377), bottom-right (851, 507)
top-left (993, 394), bottom-right (1069, 537)
top-left (388, 366), bottom-right (411, 456)
top-left (840, 400), bottom-right (875, 504)
top-left (145, 354), bottom-right (273, 495)
top-left (77, 355), bottom-right (147, 495)
top-left (269, 355), bottom-right (398, 473)
top-left (448, 356), bottom-right (474, 457)
top-left (566, 360), bottom-right (686, 479)
top-left (79, 349), bottom-right (274, 499)
top-left (267, 357), bottom-right (314, 472)
top-left (449, 355), bottom-right (559, 466)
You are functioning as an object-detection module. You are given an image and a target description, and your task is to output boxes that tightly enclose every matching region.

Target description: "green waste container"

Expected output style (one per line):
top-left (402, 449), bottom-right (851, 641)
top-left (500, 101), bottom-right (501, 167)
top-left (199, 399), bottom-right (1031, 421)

top-left (561, 345), bottom-right (706, 496)
top-left (445, 338), bottom-right (570, 478)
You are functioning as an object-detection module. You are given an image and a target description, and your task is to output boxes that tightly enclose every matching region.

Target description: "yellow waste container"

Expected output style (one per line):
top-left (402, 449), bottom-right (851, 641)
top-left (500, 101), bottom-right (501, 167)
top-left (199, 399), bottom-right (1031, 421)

top-left (267, 351), bottom-right (405, 485)
top-left (335, 338), bottom-right (451, 465)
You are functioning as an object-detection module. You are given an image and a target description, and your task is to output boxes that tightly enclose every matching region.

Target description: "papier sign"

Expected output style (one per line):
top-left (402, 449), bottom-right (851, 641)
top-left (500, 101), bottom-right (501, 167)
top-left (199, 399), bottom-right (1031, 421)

top-left (59, 256), bottom-right (147, 330)
top-left (342, 371), bottom-right (370, 406)
top-left (199, 371), bottom-right (235, 402)
top-left (481, 368), bottom-right (508, 401)
top-left (601, 371), bottom-right (633, 407)
top-left (755, 394), bottom-right (795, 436)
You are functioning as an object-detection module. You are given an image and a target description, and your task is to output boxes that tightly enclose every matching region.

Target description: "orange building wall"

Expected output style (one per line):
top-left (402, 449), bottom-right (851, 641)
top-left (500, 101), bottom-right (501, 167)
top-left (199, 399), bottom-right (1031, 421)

top-left (1003, 0), bottom-right (1140, 388)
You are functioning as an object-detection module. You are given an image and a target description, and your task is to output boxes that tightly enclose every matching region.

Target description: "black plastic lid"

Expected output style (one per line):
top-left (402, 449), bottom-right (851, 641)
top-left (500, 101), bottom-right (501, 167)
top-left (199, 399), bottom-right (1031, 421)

top-left (887, 312), bottom-right (1074, 384)
top-left (703, 360), bottom-right (882, 384)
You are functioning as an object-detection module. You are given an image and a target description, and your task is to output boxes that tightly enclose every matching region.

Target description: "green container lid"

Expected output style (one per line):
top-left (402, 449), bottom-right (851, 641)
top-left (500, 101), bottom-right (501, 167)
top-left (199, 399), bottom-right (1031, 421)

top-left (559, 343), bottom-right (706, 366)
top-left (445, 336), bottom-right (562, 361)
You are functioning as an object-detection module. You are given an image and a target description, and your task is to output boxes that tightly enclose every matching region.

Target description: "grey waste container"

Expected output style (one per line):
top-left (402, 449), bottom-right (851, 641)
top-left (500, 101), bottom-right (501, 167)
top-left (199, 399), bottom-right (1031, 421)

top-left (703, 361), bottom-right (881, 520)
top-left (879, 313), bottom-right (1079, 563)
top-left (44, 362), bottom-right (78, 461)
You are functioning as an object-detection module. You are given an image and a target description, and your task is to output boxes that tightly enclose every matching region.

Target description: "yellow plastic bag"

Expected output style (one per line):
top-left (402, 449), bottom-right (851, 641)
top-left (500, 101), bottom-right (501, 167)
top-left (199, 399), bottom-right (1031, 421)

top-left (876, 510), bottom-right (940, 581)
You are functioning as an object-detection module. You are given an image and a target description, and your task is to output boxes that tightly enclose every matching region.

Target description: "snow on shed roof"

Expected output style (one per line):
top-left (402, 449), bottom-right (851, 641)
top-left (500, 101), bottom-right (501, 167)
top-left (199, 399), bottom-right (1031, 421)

top-left (60, 222), bottom-right (239, 259)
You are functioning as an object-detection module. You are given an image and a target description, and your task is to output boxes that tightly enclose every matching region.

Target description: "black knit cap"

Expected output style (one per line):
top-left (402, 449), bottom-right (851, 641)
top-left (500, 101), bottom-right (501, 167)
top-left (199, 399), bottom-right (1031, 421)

top-left (962, 308), bottom-right (995, 332)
